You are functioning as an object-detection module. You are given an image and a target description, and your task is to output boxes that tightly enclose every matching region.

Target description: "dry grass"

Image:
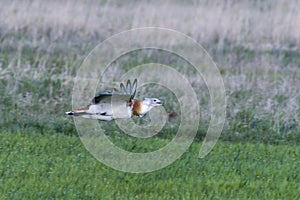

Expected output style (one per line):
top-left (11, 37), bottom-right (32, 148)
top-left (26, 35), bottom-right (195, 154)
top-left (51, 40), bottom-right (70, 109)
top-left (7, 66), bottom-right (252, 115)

top-left (1, 0), bottom-right (300, 47)
top-left (0, 0), bottom-right (299, 140)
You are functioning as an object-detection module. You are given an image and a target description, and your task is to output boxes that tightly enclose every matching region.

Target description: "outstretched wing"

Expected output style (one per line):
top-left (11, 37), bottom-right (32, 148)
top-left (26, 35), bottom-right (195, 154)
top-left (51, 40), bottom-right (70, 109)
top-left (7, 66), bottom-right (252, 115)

top-left (93, 79), bottom-right (137, 104)
top-left (89, 93), bottom-right (132, 118)
top-left (92, 93), bottom-right (112, 104)
top-left (91, 93), bottom-right (132, 105)
top-left (66, 79), bottom-right (137, 120)
top-left (119, 79), bottom-right (137, 100)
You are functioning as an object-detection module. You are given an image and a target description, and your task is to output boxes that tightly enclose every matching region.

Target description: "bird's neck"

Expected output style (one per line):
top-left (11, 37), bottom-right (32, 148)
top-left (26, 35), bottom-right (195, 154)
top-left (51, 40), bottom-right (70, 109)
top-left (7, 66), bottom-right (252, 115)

top-left (132, 99), bottom-right (152, 116)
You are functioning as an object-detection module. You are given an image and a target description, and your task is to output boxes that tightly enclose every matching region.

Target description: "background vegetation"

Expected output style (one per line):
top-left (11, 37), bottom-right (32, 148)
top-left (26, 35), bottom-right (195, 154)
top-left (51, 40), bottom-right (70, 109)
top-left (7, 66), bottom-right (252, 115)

top-left (0, 0), bottom-right (299, 199)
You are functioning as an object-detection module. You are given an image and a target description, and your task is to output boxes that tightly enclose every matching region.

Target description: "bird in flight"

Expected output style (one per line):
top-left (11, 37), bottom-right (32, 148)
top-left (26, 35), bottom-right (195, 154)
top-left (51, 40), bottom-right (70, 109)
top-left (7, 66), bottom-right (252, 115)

top-left (66, 79), bottom-right (162, 121)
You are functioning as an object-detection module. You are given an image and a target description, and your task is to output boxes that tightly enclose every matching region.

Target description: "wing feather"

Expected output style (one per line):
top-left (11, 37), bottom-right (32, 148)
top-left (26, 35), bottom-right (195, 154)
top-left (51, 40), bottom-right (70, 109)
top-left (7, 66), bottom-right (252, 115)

top-left (69, 79), bottom-right (137, 120)
top-left (130, 79), bottom-right (137, 100)
top-left (126, 79), bottom-right (131, 94)
top-left (120, 82), bottom-right (126, 95)
top-left (116, 79), bottom-right (137, 100)
top-left (92, 93), bottom-right (112, 104)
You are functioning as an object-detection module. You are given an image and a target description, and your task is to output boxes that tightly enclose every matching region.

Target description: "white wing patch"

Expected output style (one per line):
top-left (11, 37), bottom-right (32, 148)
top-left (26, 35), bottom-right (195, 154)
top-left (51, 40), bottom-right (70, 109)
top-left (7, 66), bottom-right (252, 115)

top-left (66, 79), bottom-right (137, 121)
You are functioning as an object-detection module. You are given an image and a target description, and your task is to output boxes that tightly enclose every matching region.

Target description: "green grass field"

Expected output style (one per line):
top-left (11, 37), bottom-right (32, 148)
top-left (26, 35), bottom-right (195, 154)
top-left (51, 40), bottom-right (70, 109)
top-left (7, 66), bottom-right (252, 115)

top-left (1, 0), bottom-right (300, 199)
top-left (1, 131), bottom-right (299, 199)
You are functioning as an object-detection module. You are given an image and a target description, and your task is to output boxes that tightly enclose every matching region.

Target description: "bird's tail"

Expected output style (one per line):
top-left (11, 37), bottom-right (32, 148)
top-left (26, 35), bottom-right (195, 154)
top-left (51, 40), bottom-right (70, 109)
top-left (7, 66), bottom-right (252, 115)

top-left (65, 105), bottom-right (89, 116)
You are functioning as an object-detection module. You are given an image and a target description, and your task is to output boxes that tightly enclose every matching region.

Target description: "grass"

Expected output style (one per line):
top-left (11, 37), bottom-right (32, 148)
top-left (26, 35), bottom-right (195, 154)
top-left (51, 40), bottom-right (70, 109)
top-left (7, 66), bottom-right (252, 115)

top-left (0, 131), bottom-right (299, 199)
top-left (0, 0), bottom-right (300, 199)
top-left (1, 0), bottom-right (300, 133)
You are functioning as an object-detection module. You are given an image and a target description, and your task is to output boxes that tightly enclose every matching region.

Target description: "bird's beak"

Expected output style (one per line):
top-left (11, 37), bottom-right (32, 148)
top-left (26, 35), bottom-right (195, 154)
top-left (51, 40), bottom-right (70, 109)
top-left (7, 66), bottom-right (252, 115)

top-left (157, 100), bottom-right (163, 106)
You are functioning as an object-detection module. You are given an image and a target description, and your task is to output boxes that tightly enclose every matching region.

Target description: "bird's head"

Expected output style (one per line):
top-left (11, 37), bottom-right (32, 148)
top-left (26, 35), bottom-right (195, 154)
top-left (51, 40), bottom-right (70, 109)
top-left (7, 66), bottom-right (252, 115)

top-left (143, 98), bottom-right (163, 107)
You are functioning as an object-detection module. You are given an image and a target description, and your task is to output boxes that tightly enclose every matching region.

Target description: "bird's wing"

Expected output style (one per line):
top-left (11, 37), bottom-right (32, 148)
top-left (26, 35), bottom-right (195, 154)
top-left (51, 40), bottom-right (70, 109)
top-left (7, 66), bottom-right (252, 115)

top-left (91, 93), bottom-right (132, 104)
top-left (119, 79), bottom-right (137, 100)
top-left (66, 79), bottom-right (137, 120)
top-left (92, 93), bottom-right (112, 104)
top-left (110, 94), bottom-right (133, 118)
top-left (90, 93), bottom-right (132, 118)
top-left (130, 79), bottom-right (137, 99)
top-left (94, 79), bottom-right (137, 103)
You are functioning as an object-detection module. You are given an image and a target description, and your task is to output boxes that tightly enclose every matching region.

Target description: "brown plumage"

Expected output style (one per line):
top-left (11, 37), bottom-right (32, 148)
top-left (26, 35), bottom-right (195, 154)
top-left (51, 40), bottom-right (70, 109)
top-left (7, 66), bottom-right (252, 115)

top-left (67, 105), bottom-right (90, 116)
top-left (66, 79), bottom-right (162, 120)
top-left (131, 99), bottom-right (144, 116)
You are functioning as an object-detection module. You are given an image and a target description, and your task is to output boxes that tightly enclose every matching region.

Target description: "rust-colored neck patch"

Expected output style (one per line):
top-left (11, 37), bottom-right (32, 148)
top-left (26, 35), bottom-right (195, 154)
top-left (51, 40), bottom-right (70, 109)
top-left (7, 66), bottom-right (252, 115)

top-left (131, 99), bottom-right (143, 116)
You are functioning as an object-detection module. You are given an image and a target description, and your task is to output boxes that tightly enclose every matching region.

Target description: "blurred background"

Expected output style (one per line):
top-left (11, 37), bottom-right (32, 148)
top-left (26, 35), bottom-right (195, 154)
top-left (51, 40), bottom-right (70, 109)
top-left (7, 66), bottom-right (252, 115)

top-left (1, 1), bottom-right (300, 199)
top-left (0, 0), bottom-right (299, 142)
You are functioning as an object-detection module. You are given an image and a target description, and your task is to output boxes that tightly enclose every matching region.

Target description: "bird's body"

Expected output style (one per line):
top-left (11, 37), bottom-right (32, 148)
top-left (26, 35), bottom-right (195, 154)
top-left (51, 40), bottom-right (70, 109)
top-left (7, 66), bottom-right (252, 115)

top-left (66, 79), bottom-right (162, 121)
